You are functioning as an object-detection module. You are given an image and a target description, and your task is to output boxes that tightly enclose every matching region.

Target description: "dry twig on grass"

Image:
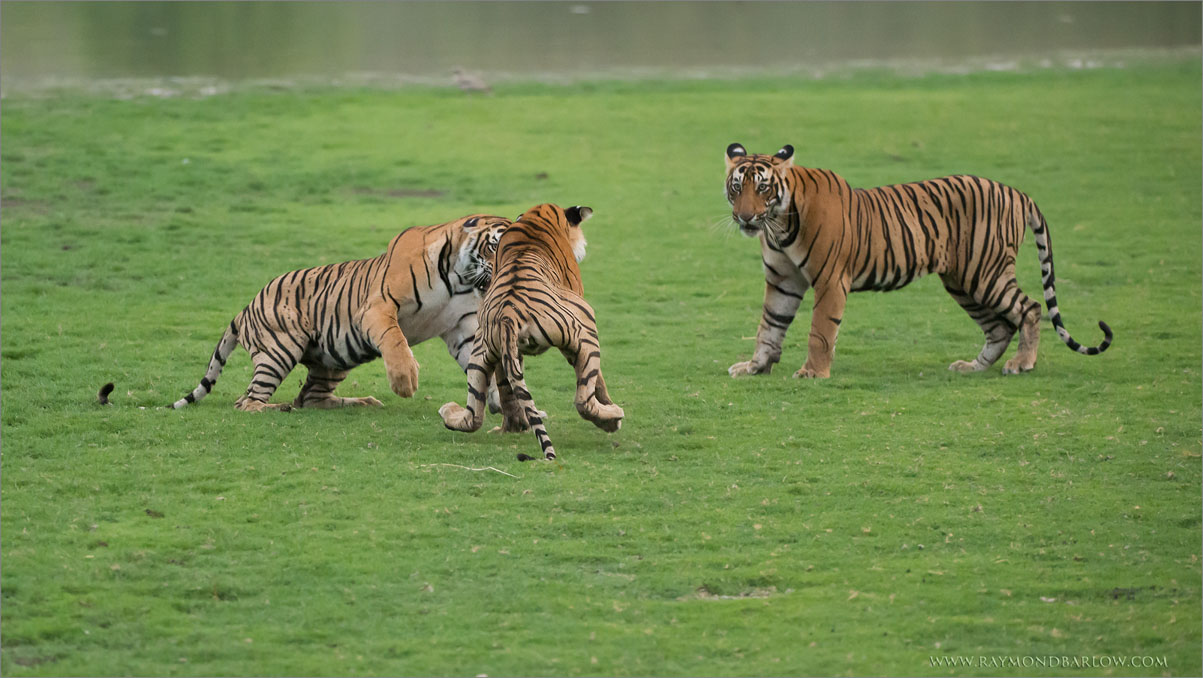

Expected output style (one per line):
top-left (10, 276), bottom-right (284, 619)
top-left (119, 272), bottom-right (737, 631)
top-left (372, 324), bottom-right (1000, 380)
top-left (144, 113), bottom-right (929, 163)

top-left (417, 463), bottom-right (519, 478)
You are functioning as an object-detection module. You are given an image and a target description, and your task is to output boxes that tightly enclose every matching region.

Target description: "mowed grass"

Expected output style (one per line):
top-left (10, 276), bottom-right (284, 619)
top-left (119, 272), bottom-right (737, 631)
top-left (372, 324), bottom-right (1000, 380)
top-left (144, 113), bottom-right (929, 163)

top-left (2, 61), bottom-right (1200, 676)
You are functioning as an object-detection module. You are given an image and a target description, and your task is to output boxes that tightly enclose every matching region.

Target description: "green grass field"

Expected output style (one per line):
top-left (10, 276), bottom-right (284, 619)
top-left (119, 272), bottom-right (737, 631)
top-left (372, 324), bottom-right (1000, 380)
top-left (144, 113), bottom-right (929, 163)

top-left (2, 59), bottom-right (1201, 676)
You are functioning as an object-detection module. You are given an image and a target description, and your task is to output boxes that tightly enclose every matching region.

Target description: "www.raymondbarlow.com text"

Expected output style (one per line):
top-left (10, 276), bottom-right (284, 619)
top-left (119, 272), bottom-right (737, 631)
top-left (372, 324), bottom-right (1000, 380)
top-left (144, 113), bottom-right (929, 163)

top-left (930, 655), bottom-right (1168, 669)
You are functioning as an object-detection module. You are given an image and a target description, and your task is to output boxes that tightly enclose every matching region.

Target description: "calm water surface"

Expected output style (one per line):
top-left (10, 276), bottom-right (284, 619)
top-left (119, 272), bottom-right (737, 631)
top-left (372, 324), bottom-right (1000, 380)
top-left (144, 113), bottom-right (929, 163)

top-left (1, 1), bottom-right (1200, 87)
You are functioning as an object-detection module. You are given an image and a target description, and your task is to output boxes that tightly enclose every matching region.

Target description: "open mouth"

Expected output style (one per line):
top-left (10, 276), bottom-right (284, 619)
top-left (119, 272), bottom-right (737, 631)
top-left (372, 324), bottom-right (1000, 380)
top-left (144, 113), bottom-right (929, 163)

top-left (738, 224), bottom-right (760, 237)
top-left (472, 267), bottom-right (492, 291)
top-left (463, 260), bottom-right (492, 292)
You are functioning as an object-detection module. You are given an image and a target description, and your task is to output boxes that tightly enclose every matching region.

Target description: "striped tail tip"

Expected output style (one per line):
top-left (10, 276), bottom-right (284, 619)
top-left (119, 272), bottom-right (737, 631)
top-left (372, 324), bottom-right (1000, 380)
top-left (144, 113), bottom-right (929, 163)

top-left (97, 382), bottom-right (115, 405)
top-left (171, 392), bottom-right (198, 409)
top-left (1090, 320), bottom-right (1114, 355)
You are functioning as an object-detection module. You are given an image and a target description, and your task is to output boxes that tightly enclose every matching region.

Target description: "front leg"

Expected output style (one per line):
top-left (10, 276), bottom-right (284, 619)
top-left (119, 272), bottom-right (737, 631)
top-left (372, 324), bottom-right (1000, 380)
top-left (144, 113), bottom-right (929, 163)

top-left (796, 280), bottom-right (849, 379)
top-left (293, 365), bottom-right (383, 409)
top-left (729, 257), bottom-right (809, 377)
top-left (361, 303), bottom-right (419, 397)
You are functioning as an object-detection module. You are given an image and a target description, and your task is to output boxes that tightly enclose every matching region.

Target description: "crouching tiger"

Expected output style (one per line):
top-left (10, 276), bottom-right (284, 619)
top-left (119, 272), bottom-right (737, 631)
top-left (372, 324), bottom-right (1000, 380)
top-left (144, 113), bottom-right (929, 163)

top-left (724, 143), bottom-right (1112, 378)
top-left (439, 203), bottom-right (623, 461)
top-left (169, 214), bottom-right (509, 411)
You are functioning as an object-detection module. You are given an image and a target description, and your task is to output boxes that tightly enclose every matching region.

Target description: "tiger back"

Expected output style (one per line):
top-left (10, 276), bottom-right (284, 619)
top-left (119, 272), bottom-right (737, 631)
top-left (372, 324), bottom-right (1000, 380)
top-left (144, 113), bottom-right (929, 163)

top-left (723, 143), bottom-right (1111, 379)
top-left (439, 203), bottom-right (623, 461)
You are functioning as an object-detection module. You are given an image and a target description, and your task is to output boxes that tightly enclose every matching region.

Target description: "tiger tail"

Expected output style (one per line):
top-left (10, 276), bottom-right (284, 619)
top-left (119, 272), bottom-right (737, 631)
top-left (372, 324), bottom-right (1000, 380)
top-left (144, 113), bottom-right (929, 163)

top-left (172, 320), bottom-right (241, 409)
top-left (1026, 202), bottom-right (1113, 355)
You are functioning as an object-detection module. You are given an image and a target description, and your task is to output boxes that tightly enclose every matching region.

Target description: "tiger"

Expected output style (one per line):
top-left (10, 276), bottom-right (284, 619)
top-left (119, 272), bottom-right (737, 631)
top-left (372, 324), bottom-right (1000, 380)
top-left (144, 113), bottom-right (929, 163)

top-left (723, 143), bottom-right (1112, 379)
top-left (170, 214), bottom-right (510, 411)
top-left (439, 203), bottom-right (623, 461)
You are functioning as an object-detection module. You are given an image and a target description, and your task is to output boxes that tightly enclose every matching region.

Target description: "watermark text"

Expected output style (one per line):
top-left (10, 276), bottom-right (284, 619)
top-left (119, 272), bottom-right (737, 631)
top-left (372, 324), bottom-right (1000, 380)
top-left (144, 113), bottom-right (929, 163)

top-left (930, 655), bottom-right (1168, 670)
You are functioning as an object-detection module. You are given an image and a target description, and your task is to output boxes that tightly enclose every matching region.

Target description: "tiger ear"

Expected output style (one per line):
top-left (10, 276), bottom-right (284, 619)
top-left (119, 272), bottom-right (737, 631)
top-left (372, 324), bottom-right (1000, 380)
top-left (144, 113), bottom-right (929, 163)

top-left (725, 143), bottom-right (747, 170)
top-left (772, 144), bottom-right (795, 167)
top-left (565, 205), bottom-right (593, 227)
top-left (461, 216), bottom-right (483, 231)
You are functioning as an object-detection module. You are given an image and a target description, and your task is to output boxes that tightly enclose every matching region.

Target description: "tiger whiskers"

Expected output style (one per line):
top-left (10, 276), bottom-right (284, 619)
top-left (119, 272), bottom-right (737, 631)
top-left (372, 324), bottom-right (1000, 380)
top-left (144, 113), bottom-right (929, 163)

top-left (463, 260), bottom-right (492, 291)
top-left (705, 213), bottom-right (741, 238)
top-left (762, 215), bottom-right (786, 247)
top-left (761, 210), bottom-right (800, 247)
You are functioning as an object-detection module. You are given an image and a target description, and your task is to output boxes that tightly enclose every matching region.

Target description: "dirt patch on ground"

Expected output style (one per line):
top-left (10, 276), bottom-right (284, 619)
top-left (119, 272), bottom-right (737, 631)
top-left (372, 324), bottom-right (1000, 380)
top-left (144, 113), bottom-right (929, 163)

top-left (352, 186), bottom-right (446, 199)
top-left (1, 196), bottom-right (51, 213)
top-left (677, 585), bottom-right (787, 601)
top-left (10, 654), bottom-right (60, 667)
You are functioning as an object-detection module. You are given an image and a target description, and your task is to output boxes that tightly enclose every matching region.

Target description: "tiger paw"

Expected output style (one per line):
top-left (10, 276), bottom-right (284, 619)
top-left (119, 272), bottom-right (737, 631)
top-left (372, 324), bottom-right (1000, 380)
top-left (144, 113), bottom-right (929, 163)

top-left (948, 359), bottom-right (985, 374)
top-left (500, 416), bottom-right (530, 433)
top-left (438, 401), bottom-right (472, 431)
top-left (294, 395), bottom-right (384, 409)
top-left (596, 403), bottom-right (624, 432)
top-left (386, 359), bottom-right (420, 398)
top-left (597, 417), bottom-right (623, 433)
top-left (235, 399), bottom-right (290, 412)
top-left (1002, 357), bottom-right (1036, 375)
top-left (580, 400), bottom-right (624, 432)
top-left (728, 360), bottom-right (771, 377)
top-left (793, 366), bottom-right (830, 379)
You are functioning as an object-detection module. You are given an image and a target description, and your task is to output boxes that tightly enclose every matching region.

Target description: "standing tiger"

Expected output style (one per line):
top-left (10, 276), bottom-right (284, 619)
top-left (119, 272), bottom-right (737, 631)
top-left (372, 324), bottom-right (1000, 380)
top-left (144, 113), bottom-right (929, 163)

top-left (171, 215), bottom-right (510, 411)
top-left (723, 143), bottom-right (1112, 379)
top-left (439, 203), bottom-right (623, 461)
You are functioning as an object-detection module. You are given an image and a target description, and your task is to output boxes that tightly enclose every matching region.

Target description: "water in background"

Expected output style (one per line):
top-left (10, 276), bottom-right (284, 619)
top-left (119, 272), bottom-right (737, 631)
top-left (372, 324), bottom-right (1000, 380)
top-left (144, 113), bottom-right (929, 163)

top-left (1, 1), bottom-right (1199, 90)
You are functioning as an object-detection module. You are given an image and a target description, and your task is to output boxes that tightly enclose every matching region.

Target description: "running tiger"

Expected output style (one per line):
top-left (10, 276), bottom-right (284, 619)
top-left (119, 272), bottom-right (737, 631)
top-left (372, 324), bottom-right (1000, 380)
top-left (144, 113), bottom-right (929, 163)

top-left (439, 203), bottom-right (623, 461)
top-left (723, 143), bottom-right (1112, 378)
top-left (170, 215), bottom-right (510, 411)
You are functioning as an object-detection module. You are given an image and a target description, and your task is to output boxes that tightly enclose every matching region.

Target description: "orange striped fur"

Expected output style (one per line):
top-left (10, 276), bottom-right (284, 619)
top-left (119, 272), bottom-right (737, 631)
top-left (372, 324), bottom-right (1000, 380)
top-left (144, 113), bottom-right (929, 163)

top-left (724, 143), bottom-right (1111, 378)
top-left (171, 215), bottom-right (510, 411)
top-left (440, 204), bottom-right (623, 461)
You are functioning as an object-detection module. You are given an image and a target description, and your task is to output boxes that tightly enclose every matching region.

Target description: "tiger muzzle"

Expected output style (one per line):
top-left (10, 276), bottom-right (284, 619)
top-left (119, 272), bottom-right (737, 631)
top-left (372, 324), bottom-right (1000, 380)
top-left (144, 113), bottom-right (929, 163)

top-left (474, 268), bottom-right (492, 292)
top-left (733, 211), bottom-right (763, 236)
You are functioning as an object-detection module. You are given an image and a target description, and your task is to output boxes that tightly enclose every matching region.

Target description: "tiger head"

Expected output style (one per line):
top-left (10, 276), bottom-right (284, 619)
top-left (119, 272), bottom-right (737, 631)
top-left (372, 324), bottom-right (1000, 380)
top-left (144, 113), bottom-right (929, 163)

top-left (513, 203), bottom-right (593, 263)
top-left (724, 143), bottom-right (794, 238)
top-left (456, 215), bottom-right (510, 292)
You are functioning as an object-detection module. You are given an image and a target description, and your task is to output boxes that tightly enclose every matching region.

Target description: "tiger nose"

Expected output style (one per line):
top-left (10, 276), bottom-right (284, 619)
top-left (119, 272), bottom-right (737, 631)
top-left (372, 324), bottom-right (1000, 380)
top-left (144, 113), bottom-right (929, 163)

top-left (734, 210), bottom-right (759, 226)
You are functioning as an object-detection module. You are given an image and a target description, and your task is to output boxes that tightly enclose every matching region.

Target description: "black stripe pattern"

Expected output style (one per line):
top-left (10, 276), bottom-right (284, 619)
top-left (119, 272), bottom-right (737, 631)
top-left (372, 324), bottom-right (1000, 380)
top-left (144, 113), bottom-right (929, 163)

top-left (439, 204), bottom-right (623, 461)
top-left (724, 145), bottom-right (1112, 378)
top-left (172, 216), bottom-right (511, 411)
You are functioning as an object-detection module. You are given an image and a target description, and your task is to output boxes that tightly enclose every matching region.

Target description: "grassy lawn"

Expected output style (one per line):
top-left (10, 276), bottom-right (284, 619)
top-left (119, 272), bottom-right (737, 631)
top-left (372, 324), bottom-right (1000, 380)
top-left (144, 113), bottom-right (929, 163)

top-left (2, 59), bottom-right (1200, 676)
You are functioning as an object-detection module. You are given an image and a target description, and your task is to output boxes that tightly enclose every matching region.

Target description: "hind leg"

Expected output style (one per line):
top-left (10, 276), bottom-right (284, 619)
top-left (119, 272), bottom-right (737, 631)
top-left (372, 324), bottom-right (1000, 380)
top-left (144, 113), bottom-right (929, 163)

top-left (503, 355), bottom-right (558, 460)
top-left (967, 265), bottom-right (1043, 374)
top-left (1003, 312), bottom-right (1041, 374)
top-left (439, 342), bottom-right (494, 432)
top-left (235, 348), bottom-right (301, 411)
top-left (442, 320), bottom-right (501, 413)
top-left (293, 365), bottom-right (383, 409)
top-left (493, 362), bottom-right (529, 432)
top-left (562, 329), bottom-right (624, 433)
top-left (594, 370), bottom-right (615, 406)
top-left (491, 359), bottom-right (550, 433)
top-left (942, 277), bottom-right (1015, 373)
top-left (994, 280), bottom-right (1043, 375)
